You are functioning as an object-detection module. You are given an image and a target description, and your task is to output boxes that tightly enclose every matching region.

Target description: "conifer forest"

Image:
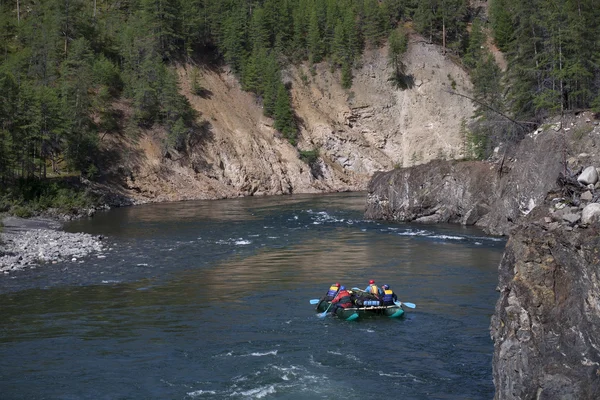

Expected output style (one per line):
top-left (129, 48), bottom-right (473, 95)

top-left (0, 0), bottom-right (599, 203)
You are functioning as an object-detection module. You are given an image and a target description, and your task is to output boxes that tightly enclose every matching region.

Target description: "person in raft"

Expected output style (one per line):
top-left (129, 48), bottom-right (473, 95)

top-left (330, 286), bottom-right (354, 314)
top-left (364, 279), bottom-right (383, 297)
top-left (324, 282), bottom-right (340, 301)
top-left (381, 284), bottom-right (398, 306)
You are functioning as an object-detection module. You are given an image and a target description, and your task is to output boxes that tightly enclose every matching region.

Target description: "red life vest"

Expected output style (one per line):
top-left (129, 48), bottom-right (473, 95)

top-left (332, 289), bottom-right (352, 307)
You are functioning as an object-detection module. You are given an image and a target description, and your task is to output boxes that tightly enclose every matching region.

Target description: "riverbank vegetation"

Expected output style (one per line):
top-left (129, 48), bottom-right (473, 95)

top-left (1, 0), bottom-right (599, 213)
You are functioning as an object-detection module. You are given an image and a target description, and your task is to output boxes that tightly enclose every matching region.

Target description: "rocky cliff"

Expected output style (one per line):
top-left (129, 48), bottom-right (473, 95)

top-left (365, 111), bottom-right (600, 398)
top-left (98, 38), bottom-right (473, 204)
top-left (365, 113), bottom-right (600, 236)
top-left (490, 192), bottom-right (600, 399)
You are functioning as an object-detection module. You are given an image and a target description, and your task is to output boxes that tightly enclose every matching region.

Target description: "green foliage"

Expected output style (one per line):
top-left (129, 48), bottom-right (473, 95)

top-left (462, 119), bottom-right (487, 160)
top-left (387, 27), bottom-right (412, 90)
top-left (274, 83), bottom-right (297, 145)
top-left (361, 0), bottom-right (388, 47)
top-left (494, 0), bottom-right (600, 120)
top-left (299, 149), bottom-right (319, 165)
top-left (1, 177), bottom-right (96, 216)
top-left (1, 0), bottom-right (599, 215)
top-left (463, 19), bottom-right (485, 70)
top-left (341, 62), bottom-right (353, 89)
top-left (190, 67), bottom-right (204, 95)
top-left (489, 0), bottom-right (513, 52)
top-left (413, 0), bottom-right (468, 52)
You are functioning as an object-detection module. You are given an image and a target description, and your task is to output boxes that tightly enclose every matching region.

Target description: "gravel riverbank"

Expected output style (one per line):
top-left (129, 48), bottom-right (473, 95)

top-left (0, 217), bottom-right (106, 274)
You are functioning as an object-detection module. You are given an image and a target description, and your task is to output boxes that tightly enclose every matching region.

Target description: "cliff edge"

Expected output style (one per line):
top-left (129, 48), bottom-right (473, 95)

top-left (96, 38), bottom-right (473, 204)
top-left (365, 111), bottom-right (600, 398)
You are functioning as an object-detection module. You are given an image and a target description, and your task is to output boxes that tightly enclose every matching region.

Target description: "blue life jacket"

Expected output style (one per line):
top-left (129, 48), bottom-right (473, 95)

top-left (382, 289), bottom-right (395, 304)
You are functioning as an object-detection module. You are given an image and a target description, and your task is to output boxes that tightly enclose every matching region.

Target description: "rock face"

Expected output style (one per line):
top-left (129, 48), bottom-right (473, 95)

top-left (365, 111), bottom-right (600, 398)
top-left (365, 112), bottom-right (600, 236)
top-left (365, 160), bottom-right (497, 226)
top-left (99, 38), bottom-right (474, 204)
top-left (490, 195), bottom-right (600, 399)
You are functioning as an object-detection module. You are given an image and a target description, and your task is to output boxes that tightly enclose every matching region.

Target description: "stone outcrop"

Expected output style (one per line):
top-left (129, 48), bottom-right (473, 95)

top-left (365, 112), bottom-right (600, 236)
top-left (490, 189), bottom-right (600, 399)
top-left (364, 111), bottom-right (600, 398)
top-left (365, 160), bottom-right (497, 226)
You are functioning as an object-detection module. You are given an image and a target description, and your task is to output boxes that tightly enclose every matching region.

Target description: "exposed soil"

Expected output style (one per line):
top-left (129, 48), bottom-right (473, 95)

top-left (96, 36), bottom-right (475, 205)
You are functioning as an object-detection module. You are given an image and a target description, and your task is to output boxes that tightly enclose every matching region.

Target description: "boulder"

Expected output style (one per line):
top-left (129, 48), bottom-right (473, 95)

top-left (578, 166), bottom-right (598, 185)
top-left (581, 203), bottom-right (600, 225)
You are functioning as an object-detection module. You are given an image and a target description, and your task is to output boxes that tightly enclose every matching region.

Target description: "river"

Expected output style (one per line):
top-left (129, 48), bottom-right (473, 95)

top-left (0, 192), bottom-right (505, 399)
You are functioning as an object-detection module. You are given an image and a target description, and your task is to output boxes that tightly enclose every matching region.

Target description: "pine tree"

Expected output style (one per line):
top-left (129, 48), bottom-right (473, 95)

top-left (141, 0), bottom-right (180, 59)
top-left (307, 8), bottom-right (324, 63)
top-left (222, 5), bottom-right (248, 74)
top-left (274, 82), bottom-right (296, 145)
top-left (387, 27), bottom-right (410, 89)
top-left (262, 51), bottom-right (280, 118)
top-left (463, 18), bottom-right (485, 69)
top-left (489, 0), bottom-right (513, 52)
top-left (362, 0), bottom-right (387, 47)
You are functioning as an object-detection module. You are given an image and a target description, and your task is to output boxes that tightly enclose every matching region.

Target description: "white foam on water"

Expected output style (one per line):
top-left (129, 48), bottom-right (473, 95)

top-left (232, 375), bottom-right (247, 383)
top-left (235, 240), bottom-right (251, 245)
top-left (237, 385), bottom-right (276, 398)
top-left (272, 365), bottom-right (299, 382)
top-left (136, 263), bottom-right (149, 266)
top-left (243, 350), bottom-right (278, 357)
top-left (187, 389), bottom-right (216, 397)
top-left (344, 353), bottom-right (361, 362)
top-left (327, 350), bottom-right (343, 356)
top-left (101, 280), bottom-right (120, 284)
top-left (472, 235), bottom-right (504, 242)
top-left (308, 354), bottom-right (323, 366)
top-left (377, 371), bottom-right (413, 378)
top-left (396, 229), bottom-right (431, 237)
top-left (428, 234), bottom-right (464, 240)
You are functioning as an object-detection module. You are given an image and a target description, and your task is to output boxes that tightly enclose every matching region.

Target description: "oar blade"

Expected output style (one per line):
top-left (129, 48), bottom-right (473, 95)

top-left (309, 299), bottom-right (320, 305)
top-left (394, 300), bottom-right (416, 309)
top-left (345, 313), bottom-right (359, 321)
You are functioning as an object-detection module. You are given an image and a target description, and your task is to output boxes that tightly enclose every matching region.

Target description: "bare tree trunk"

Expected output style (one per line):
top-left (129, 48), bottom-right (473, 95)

top-left (442, 17), bottom-right (446, 54)
top-left (16, 0), bottom-right (20, 25)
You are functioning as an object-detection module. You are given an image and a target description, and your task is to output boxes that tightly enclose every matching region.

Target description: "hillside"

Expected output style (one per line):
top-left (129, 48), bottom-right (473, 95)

top-left (97, 37), bottom-right (474, 204)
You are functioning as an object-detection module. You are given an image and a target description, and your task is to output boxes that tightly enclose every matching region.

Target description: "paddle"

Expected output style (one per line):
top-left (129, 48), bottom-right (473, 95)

top-left (318, 302), bottom-right (333, 318)
top-left (309, 299), bottom-right (320, 305)
top-left (394, 300), bottom-right (416, 309)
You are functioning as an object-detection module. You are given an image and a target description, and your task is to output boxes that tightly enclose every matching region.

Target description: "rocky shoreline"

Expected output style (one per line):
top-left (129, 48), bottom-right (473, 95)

top-left (0, 216), bottom-right (106, 274)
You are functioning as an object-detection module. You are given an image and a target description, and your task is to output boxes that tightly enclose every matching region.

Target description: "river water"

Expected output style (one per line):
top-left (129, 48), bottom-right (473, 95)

top-left (0, 192), bottom-right (505, 399)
